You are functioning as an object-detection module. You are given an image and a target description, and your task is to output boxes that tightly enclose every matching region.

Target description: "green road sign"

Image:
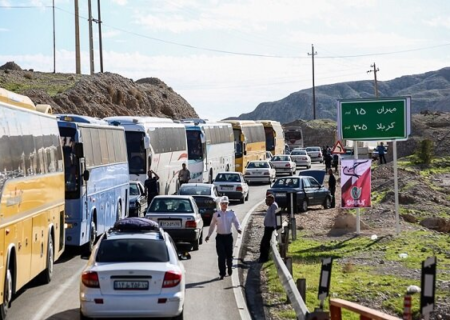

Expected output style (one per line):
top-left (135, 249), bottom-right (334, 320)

top-left (338, 97), bottom-right (411, 141)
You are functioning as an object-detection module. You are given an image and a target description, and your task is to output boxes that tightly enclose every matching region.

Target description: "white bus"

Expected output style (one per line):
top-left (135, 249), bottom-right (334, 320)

top-left (182, 119), bottom-right (235, 183)
top-left (105, 116), bottom-right (187, 195)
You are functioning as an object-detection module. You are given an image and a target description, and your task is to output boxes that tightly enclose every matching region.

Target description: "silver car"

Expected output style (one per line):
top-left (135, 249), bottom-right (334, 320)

top-left (290, 150), bottom-right (311, 169)
top-left (145, 196), bottom-right (204, 251)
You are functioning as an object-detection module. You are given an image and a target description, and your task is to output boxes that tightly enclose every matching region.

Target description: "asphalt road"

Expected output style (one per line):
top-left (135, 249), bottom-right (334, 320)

top-left (7, 163), bottom-right (324, 320)
top-left (7, 185), bottom-right (269, 320)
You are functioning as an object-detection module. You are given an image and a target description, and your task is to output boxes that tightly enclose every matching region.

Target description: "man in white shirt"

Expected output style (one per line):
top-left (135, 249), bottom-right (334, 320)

top-left (205, 196), bottom-right (242, 280)
top-left (258, 194), bottom-right (278, 263)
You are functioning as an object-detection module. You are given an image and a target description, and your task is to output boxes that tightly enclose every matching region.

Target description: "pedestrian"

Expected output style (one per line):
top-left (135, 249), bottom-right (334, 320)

top-left (377, 142), bottom-right (387, 164)
top-left (178, 163), bottom-right (191, 186)
top-left (144, 170), bottom-right (160, 207)
top-left (258, 194), bottom-right (278, 263)
top-left (328, 168), bottom-right (336, 208)
top-left (332, 154), bottom-right (339, 173)
top-left (324, 152), bottom-right (332, 172)
top-left (205, 196), bottom-right (242, 280)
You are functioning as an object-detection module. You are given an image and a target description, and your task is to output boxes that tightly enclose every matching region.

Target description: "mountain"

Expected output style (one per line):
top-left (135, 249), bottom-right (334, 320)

top-left (0, 61), bottom-right (198, 119)
top-left (231, 67), bottom-right (450, 123)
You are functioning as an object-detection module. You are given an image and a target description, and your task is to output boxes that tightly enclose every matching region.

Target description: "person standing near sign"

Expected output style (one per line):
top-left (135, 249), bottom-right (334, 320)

top-left (258, 194), bottom-right (278, 263)
top-left (205, 196), bottom-right (242, 280)
top-left (377, 142), bottom-right (387, 164)
top-left (328, 168), bottom-right (336, 208)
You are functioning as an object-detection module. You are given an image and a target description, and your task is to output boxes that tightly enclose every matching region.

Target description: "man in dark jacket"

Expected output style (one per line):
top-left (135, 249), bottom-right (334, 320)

top-left (328, 168), bottom-right (336, 208)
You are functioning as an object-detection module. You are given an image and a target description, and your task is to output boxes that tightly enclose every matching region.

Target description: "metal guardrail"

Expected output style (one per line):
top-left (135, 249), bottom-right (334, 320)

top-left (270, 229), bottom-right (309, 319)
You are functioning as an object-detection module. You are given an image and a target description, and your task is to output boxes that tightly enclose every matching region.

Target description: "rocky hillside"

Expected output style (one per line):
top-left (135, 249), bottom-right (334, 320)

top-left (0, 61), bottom-right (198, 119)
top-left (232, 67), bottom-right (450, 123)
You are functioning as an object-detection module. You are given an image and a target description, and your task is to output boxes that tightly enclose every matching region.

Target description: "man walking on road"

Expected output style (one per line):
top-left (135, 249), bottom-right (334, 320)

top-left (377, 142), bottom-right (387, 164)
top-left (328, 168), bottom-right (336, 208)
top-left (178, 163), bottom-right (191, 186)
top-left (144, 170), bottom-right (160, 207)
top-left (205, 196), bottom-right (242, 280)
top-left (258, 194), bottom-right (278, 263)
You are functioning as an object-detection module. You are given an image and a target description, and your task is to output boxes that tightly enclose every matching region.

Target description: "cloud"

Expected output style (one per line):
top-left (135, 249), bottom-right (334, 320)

top-left (0, 28), bottom-right (9, 32)
top-left (424, 16), bottom-right (450, 29)
top-left (112, 0), bottom-right (127, 5)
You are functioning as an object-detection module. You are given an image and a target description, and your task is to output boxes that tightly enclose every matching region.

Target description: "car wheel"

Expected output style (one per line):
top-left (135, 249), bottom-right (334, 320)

top-left (80, 309), bottom-right (91, 320)
top-left (199, 230), bottom-right (203, 245)
top-left (323, 196), bottom-right (331, 209)
top-left (299, 199), bottom-right (308, 213)
top-left (239, 196), bottom-right (245, 204)
top-left (192, 237), bottom-right (200, 251)
top-left (0, 266), bottom-right (13, 319)
top-left (38, 235), bottom-right (54, 284)
top-left (245, 191), bottom-right (249, 201)
top-left (172, 310), bottom-right (184, 320)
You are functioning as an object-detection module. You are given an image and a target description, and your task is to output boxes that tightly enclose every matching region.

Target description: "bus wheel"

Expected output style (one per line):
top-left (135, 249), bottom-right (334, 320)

top-left (86, 221), bottom-right (96, 255)
top-left (38, 236), bottom-right (54, 284)
top-left (0, 267), bottom-right (13, 319)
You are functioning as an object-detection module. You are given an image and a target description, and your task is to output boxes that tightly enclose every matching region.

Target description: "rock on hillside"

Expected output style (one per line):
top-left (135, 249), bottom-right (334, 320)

top-left (0, 64), bottom-right (198, 119)
top-left (232, 67), bottom-right (450, 123)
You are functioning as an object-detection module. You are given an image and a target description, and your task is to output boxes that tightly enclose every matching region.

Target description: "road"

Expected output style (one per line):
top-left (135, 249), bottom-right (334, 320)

top-left (8, 163), bottom-right (324, 320)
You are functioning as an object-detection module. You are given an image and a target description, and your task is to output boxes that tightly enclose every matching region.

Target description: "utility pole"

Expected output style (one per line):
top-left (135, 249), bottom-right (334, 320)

top-left (367, 63), bottom-right (380, 98)
top-left (88, 0), bottom-right (95, 75)
top-left (52, 0), bottom-right (56, 73)
top-left (307, 44), bottom-right (318, 119)
top-left (93, 0), bottom-right (104, 73)
top-left (74, 0), bottom-right (81, 74)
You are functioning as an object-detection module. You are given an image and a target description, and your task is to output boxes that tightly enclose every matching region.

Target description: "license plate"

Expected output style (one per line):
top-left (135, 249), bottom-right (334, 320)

top-left (114, 281), bottom-right (149, 290)
top-left (159, 220), bottom-right (181, 228)
top-left (276, 193), bottom-right (287, 197)
top-left (222, 186), bottom-right (234, 191)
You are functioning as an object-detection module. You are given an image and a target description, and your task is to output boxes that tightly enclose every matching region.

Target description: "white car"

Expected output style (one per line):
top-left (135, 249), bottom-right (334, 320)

top-left (145, 196), bottom-right (204, 251)
top-left (244, 160), bottom-right (276, 184)
top-left (80, 218), bottom-right (189, 320)
top-left (290, 149), bottom-right (311, 169)
top-left (270, 155), bottom-right (296, 176)
top-left (305, 146), bottom-right (323, 163)
top-left (213, 172), bottom-right (249, 204)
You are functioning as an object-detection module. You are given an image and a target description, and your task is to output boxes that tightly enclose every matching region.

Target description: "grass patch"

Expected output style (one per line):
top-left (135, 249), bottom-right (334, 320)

top-left (265, 230), bottom-right (450, 318)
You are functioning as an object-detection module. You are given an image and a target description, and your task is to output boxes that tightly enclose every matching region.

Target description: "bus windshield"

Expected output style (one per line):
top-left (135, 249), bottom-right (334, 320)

top-left (264, 127), bottom-right (275, 151)
top-left (125, 131), bottom-right (146, 174)
top-left (186, 130), bottom-right (203, 161)
top-left (285, 131), bottom-right (302, 140)
top-left (59, 127), bottom-right (80, 199)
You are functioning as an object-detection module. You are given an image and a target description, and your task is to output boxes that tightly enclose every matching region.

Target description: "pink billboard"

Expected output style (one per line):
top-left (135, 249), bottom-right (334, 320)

top-left (340, 159), bottom-right (372, 208)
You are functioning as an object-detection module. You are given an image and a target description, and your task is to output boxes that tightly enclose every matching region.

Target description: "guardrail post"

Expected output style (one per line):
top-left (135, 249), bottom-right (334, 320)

top-left (285, 257), bottom-right (293, 303)
top-left (297, 278), bottom-right (306, 303)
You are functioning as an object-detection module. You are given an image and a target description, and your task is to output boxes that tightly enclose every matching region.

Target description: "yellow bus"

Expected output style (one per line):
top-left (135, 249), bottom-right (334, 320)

top-left (222, 120), bottom-right (266, 172)
top-left (258, 120), bottom-right (285, 156)
top-left (0, 88), bottom-right (65, 319)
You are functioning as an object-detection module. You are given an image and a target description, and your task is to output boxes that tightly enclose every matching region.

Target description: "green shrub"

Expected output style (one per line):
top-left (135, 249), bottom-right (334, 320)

top-left (415, 139), bottom-right (434, 165)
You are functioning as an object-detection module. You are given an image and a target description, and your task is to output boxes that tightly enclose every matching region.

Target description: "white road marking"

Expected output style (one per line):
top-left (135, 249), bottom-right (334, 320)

top-left (32, 264), bottom-right (86, 320)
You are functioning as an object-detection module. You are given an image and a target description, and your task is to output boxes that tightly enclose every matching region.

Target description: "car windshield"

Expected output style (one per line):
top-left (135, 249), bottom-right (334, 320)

top-left (179, 186), bottom-right (212, 196)
top-left (129, 184), bottom-right (140, 196)
top-left (96, 238), bottom-right (169, 263)
top-left (215, 173), bottom-right (240, 182)
top-left (247, 162), bottom-right (269, 169)
top-left (272, 156), bottom-right (289, 161)
top-left (291, 151), bottom-right (306, 155)
top-left (306, 147), bottom-right (320, 152)
top-left (272, 178), bottom-right (300, 188)
top-left (148, 198), bottom-right (194, 213)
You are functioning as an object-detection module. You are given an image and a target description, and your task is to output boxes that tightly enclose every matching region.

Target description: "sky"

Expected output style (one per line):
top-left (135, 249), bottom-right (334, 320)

top-left (1, 0), bottom-right (449, 121)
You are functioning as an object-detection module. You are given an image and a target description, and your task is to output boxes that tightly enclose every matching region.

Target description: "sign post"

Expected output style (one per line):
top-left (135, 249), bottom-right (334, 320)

top-left (337, 97), bottom-right (411, 234)
top-left (421, 257), bottom-right (437, 320)
top-left (318, 257), bottom-right (333, 309)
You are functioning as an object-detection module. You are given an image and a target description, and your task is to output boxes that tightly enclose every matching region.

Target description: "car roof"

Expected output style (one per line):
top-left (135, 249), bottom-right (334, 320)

top-left (106, 232), bottom-right (163, 241)
top-left (180, 183), bottom-right (213, 188)
top-left (153, 195), bottom-right (194, 200)
top-left (248, 159), bottom-right (269, 163)
top-left (216, 171), bottom-right (240, 175)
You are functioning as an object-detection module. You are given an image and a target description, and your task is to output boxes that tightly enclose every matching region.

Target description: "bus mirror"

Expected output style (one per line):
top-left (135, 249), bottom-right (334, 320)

top-left (143, 136), bottom-right (150, 149)
top-left (200, 133), bottom-right (206, 143)
top-left (74, 143), bottom-right (84, 158)
top-left (244, 150), bottom-right (247, 156)
top-left (83, 170), bottom-right (90, 181)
